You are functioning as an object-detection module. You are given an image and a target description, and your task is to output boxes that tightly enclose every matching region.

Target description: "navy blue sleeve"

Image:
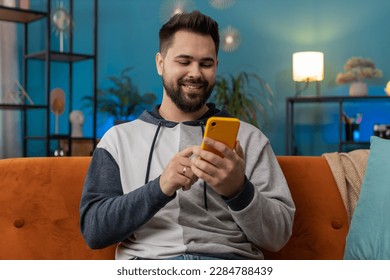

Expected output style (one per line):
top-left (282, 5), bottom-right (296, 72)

top-left (222, 176), bottom-right (255, 211)
top-left (79, 148), bottom-right (175, 249)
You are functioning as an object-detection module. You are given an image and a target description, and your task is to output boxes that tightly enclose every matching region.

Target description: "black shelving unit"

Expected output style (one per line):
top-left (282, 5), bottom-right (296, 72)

top-left (0, 1), bottom-right (98, 156)
top-left (285, 95), bottom-right (390, 155)
top-left (0, 5), bottom-right (46, 23)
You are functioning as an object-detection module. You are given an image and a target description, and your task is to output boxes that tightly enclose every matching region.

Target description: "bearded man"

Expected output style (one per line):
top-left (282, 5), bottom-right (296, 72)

top-left (80, 10), bottom-right (295, 260)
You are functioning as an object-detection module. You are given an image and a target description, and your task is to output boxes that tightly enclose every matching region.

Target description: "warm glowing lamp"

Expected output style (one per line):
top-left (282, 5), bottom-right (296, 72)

top-left (292, 51), bottom-right (324, 96)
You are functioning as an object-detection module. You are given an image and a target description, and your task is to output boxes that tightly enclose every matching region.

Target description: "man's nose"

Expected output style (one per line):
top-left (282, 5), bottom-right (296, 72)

top-left (187, 63), bottom-right (202, 78)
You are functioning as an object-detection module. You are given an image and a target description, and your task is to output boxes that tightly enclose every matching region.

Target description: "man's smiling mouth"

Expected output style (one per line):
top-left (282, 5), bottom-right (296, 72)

top-left (183, 84), bottom-right (203, 90)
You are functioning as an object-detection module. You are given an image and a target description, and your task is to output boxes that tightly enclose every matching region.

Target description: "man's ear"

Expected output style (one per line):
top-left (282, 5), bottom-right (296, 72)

top-left (156, 52), bottom-right (163, 76)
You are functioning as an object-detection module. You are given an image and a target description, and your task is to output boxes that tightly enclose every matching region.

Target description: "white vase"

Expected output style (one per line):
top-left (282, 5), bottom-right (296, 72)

top-left (349, 81), bottom-right (368, 96)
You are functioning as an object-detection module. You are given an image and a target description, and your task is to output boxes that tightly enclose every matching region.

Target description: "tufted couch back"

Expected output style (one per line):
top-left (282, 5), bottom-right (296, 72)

top-left (0, 156), bottom-right (348, 260)
top-left (0, 157), bottom-right (116, 259)
top-left (263, 156), bottom-right (349, 259)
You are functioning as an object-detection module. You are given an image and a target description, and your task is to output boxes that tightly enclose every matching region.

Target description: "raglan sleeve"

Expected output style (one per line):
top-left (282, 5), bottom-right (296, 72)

top-left (79, 147), bottom-right (175, 249)
top-left (224, 128), bottom-right (295, 252)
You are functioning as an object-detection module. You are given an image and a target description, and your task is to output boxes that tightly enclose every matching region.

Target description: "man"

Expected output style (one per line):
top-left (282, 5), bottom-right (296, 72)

top-left (80, 10), bottom-right (295, 260)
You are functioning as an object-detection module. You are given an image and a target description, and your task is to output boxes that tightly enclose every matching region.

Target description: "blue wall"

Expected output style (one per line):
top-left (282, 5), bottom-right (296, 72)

top-left (25, 0), bottom-right (390, 155)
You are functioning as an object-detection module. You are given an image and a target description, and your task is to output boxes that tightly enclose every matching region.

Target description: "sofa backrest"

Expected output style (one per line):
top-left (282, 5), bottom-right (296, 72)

top-left (0, 157), bottom-right (116, 260)
top-left (0, 156), bottom-right (348, 260)
top-left (263, 156), bottom-right (349, 260)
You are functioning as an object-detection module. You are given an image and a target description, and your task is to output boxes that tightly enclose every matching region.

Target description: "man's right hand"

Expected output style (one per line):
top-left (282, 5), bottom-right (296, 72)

top-left (159, 146), bottom-right (198, 196)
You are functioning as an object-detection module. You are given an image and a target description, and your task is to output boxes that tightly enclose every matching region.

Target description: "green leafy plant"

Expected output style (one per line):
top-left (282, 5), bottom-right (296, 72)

top-left (82, 67), bottom-right (157, 123)
top-left (212, 71), bottom-right (274, 128)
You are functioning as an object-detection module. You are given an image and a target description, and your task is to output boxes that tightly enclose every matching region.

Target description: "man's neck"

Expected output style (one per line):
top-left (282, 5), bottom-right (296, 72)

top-left (159, 97), bottom-right (208, 122)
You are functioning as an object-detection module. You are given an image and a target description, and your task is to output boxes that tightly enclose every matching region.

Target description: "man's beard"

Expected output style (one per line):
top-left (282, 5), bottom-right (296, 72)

top-left (162, 76), bottom-right (214, 113)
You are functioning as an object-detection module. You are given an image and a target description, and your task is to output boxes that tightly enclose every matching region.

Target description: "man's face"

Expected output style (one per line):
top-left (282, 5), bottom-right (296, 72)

top-left (156, 30), bottom-right (218, 113)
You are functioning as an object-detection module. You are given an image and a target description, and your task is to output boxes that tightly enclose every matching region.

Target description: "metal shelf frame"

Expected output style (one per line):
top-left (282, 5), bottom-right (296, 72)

top-left (0, 1), bottom-right (98, 156)
top-left (285, 95), bottom-right (390, 155)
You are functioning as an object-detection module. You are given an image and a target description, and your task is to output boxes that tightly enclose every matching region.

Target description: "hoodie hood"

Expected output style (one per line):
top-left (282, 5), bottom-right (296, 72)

top-left (139, 103), bottom-right (231, 127)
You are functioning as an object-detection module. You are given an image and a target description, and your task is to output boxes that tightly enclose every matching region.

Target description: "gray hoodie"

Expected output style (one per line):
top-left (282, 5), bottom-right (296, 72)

top-left (79, 104), bottom-right (295, 259)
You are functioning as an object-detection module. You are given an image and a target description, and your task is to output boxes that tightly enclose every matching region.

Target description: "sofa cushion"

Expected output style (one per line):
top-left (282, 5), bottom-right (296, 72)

top-left (344, 136), bottom-right (390, 259)
top-left (263, 156), bottom-right (349, 260)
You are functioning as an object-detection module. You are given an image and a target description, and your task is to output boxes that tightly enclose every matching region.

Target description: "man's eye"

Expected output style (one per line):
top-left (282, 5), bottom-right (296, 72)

top-left (201, 62), bottom-right (213, 68)
top-left (178, 61), bottom-right (190, 65)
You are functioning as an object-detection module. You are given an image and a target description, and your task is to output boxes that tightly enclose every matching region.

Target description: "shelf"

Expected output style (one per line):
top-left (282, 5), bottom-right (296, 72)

top-left (25, 135), bottom-right (96, 141)
top-left (1, 1), bottom-right (97, 157)
top-left (285, 95), bottom-right (390, 155)
top-left (49, 135), bottom-right (95, 141)
top-left (70, 137), bottom-right (96, 141)
top-left (0, 103), bottom-right (47, 110)
top-left (0, 6), bottom-right (46, 23)
top-left (25, 51), bottom-right (95, 62)
top-left (287, 95), bottom-right (390, 103)
top-left (341, 141), bottom-right (370, 146)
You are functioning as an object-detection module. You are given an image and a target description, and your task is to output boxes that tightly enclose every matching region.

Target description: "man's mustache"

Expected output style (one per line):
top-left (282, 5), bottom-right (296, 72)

top-left (179, 78), bottom-right (208, 87)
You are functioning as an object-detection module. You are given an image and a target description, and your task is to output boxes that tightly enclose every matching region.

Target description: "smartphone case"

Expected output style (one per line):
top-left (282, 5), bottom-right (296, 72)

top-left (201, 117), bottom-right (240, 157)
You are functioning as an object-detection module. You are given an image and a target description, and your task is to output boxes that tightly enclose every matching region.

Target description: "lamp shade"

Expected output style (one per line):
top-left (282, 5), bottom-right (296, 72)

top-left (292, 51), bottom-right (324, 82)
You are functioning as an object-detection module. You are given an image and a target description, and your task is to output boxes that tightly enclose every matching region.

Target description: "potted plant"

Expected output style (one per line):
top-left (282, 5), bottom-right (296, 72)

top-left (212, 71), bottom-right (274, 128)
top-left (336, 57), bottom-right (383, 96)
top-left (83, 67), bottom-right (157, 124)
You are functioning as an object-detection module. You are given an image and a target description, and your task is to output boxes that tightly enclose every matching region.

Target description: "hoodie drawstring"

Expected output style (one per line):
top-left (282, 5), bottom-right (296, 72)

top-left (200, 123), bottom-right (208, 211)
top-left (145, 121), bottom-right (163, 184)
top-left (144, 120), bottom-right (209, 210)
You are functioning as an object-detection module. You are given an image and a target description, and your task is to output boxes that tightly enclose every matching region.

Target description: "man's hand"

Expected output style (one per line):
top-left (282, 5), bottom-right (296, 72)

top-left (160, 146), bottom-right (199, 197)
top-left (191, 137), bottom-right (246, 198)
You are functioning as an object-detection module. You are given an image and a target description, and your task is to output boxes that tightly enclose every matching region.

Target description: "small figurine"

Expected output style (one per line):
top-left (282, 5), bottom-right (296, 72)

top-left (69, 110), bottom-right (84, 137)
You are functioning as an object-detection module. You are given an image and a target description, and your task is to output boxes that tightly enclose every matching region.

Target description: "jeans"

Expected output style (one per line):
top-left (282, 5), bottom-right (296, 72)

top-left (135, 254), bottom-right (224, 260)
top-left (166, 254), bottom-right (223, 260)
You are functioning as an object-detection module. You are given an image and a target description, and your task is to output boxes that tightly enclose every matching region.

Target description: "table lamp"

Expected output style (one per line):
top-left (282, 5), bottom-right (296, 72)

top-left (292, 51), bottom-right (324, 96)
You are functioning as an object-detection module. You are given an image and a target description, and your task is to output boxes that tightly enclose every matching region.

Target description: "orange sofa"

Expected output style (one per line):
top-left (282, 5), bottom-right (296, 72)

top-left (0, 156), bottom-right (348, 260)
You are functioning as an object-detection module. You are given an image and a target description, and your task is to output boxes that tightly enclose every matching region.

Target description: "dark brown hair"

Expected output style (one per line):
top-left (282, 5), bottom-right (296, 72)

top-left (159, 10), bottom-right (219, 56)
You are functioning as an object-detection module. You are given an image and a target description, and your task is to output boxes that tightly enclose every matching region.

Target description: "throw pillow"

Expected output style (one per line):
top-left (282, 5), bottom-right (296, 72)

top-left (344, 136), bottom-right (390, 259)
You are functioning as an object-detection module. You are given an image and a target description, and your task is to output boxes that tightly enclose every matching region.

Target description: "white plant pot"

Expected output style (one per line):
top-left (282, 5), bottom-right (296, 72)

top-left (349, 81), bottom-right (368, 96)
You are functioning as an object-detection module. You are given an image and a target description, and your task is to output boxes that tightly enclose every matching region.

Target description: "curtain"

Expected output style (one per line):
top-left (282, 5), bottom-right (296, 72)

top-left (0, 0), bottom-right (22, 158)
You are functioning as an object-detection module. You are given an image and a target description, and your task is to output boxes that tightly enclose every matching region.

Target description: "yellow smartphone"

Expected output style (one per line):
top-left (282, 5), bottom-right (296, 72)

top-left (201, 117), bottom-right (240, 157)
